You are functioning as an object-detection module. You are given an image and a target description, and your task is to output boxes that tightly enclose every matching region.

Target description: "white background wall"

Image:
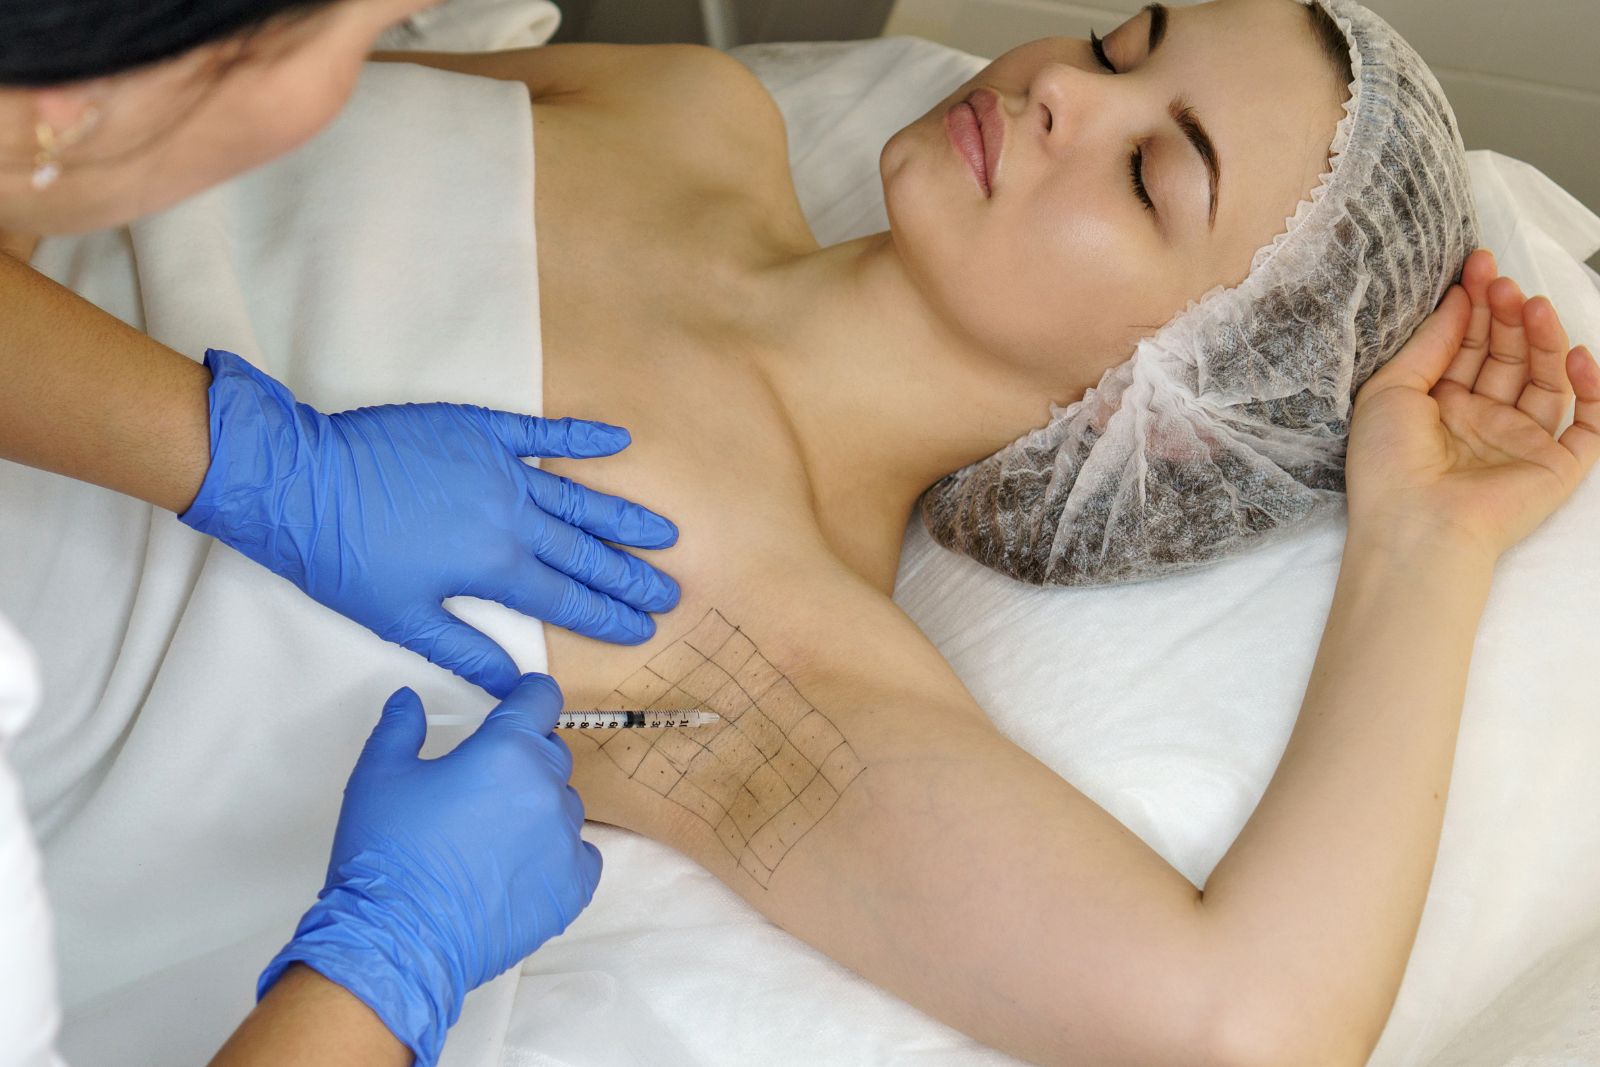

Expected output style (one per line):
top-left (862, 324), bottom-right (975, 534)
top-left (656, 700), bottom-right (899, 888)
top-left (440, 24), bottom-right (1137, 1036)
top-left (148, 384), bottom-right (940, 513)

top-left (885, 0), bottom-right (1600, 269)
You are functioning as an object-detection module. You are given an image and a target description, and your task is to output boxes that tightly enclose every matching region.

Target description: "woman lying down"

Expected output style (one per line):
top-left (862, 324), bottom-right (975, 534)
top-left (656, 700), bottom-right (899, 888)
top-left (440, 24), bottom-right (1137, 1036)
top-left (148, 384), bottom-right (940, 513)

top-left (367, 1), bottom-right (1595, 1064)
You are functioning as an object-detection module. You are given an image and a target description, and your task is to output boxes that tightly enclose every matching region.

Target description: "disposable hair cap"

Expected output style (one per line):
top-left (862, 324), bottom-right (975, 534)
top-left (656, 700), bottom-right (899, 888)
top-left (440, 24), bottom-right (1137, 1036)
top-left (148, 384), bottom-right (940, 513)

top-left (919, 0), bottom-right (1479, 586)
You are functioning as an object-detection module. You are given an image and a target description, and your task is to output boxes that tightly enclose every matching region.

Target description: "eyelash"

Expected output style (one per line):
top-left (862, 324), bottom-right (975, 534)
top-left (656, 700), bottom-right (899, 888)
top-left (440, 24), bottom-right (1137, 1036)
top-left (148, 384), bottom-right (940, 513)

top-left (1088, 30), bottom-right (1114, 72)
top-left (1089, 30), bottom-right (1157, 216)
top-left (1129, 146), bottom-right (1155, 213)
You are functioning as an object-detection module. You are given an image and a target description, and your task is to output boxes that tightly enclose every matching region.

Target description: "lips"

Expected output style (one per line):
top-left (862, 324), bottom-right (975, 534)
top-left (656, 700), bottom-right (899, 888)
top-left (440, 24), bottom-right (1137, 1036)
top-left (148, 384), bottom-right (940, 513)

top-left (945, 87), bottom-right (1005, 197)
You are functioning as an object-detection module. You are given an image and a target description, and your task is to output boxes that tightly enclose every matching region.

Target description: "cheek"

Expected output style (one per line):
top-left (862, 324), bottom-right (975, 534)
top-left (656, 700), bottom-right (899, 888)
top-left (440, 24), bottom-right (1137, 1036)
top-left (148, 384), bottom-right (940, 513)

top-left (1015, 183), bottom-right (1187, 343)
top-left (883, 120), bottom-right (986, 313)
top-left (885, 128), bottom-right (1186, 386)
top-left (248, 50), bottom-right (365, 160)
top-left (991, 191), bottom-right (1140, 350)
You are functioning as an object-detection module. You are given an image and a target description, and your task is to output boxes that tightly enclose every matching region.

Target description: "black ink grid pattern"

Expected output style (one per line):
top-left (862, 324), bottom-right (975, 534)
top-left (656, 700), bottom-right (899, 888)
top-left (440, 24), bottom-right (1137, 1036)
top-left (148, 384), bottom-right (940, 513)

top-left (577, 609), bottom-right (864, 888)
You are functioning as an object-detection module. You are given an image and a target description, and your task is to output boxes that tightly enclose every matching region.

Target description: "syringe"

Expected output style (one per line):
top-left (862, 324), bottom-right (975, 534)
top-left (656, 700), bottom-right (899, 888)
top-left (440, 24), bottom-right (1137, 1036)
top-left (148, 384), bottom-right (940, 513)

top-left (425, 709), bottom-right (722, 729)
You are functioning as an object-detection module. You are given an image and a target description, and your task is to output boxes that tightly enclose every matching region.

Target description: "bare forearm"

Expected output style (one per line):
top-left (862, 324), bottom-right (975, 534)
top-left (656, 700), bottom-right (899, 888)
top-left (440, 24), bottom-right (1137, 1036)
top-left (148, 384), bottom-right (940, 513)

top-left (210, 964), bottom-right (411, 1067)
top-left (0, 252), bottom-right (211, 512)
top-left (1198, 528), bottom-right (1494, 1065)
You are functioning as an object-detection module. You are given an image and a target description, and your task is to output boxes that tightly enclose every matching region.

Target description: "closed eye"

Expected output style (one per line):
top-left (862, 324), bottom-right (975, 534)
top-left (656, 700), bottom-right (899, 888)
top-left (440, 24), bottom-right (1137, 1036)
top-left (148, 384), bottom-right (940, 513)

top-left (1089, 31), bottom-right (1157, 219)
top-left (1088, 30), bottom-right (1116, 72)
top-left (1129, 146), bottom-right (1155, 214)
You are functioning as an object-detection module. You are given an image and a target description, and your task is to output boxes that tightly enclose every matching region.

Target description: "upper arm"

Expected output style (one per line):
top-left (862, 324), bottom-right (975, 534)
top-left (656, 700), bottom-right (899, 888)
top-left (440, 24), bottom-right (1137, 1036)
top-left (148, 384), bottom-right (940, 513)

top-left (777, 669), bottom-right (1230, 1066)
top-left (568, 589), bottom-right (1238, 1066)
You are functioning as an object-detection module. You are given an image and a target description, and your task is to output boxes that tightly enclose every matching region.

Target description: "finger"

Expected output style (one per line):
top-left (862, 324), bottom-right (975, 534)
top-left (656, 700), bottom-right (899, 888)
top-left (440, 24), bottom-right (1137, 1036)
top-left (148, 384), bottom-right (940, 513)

top-left (397, 608), bottom-right (521, 699)
top-left (1471, 276), bottom-right (1532, 404)
top-left (468, 555), bottom-right (657, 644)
top-left (549, 832), bottom-right (603, 924)
top-left (526, 514), bottom-right (680, 613)
top-left (562, 783), bottom-right (586, 831)
top-left (1514, 297), bottom-right (1575, 435)
top-left (1368, 286), bottom-right (1470, 394)
top-left (357, 688), bottom-right (429, 767)
top-left (478, 672), bottom-right (566, 739)
top-left (485, 412), bottom-right (633, 460)
top-left (1441, 252), bottom-right (1496, 388)
top-left (577, 839), bottom-right (603, 900)
top-left (1463, 247), bottom-right (1497, 284)
top-left (1558, 346), bottom-right (1600, 473)
top-left (525, 466), bottom-right (679, 549)
top-left (467, 683), bottom-right (580, 783)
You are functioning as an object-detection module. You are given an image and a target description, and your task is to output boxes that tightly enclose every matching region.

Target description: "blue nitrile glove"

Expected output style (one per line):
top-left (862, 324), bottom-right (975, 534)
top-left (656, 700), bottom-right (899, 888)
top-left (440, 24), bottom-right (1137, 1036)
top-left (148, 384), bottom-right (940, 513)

top-left (179, 349), bottom-right (679, 697)
top-left (259, 674), bottom-right (600, 1066)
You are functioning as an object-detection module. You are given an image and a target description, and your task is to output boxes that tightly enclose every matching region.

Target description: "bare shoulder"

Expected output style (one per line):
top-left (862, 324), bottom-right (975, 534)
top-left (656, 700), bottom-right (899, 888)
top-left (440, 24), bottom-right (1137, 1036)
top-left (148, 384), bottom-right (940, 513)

top-left (374, 43), bottom-right (792, 197)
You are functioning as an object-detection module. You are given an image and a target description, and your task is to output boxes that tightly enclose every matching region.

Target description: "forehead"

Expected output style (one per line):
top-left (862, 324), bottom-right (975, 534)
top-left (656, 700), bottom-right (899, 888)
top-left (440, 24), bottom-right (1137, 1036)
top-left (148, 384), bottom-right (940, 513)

top-left (1179, 0), bottom-right (1348, 245)
top-left (1119, 0), bottom-right (1350, 260)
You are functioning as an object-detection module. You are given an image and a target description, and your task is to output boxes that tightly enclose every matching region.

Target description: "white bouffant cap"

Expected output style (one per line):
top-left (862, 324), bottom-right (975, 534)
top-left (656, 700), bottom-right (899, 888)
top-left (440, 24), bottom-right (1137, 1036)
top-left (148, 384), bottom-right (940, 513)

top-left (920, 0), bottom-right (1479, 586)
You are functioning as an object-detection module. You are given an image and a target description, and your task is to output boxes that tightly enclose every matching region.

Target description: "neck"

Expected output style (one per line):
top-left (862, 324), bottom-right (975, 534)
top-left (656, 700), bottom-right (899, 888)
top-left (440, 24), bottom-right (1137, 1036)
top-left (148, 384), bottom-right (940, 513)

top-left (744, 233), bottom-right (1053, 588)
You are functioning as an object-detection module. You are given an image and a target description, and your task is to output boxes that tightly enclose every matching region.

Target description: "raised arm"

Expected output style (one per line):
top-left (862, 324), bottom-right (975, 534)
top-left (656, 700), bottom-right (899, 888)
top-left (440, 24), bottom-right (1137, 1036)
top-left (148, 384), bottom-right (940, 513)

top-left (568, 595), bottom-right (1229, 1066)
top-left (568, 250), bottom-right (1598, 1067)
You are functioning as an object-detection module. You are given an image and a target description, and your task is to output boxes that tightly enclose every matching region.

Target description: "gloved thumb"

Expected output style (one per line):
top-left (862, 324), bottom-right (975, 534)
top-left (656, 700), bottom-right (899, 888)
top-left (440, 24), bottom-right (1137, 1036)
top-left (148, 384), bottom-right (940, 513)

top-left (480, 673), bottom-right (565, 739)
top-left (358, 687), bottom-right (429, 767)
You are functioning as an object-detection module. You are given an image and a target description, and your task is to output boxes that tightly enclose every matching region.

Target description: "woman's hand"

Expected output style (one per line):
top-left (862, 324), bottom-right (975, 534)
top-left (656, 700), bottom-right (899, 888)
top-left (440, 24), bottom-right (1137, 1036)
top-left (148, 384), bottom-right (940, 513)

top-left (1345, 248), bottom-right (1599, 560)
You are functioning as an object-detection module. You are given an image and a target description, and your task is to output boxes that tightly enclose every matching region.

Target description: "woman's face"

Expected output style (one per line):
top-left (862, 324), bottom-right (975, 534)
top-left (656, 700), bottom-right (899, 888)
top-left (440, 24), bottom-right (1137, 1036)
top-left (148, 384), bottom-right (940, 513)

top-left (0, 0), bottom-right (435, 235)
top-left (881, 0), bottom-right (1349, 401)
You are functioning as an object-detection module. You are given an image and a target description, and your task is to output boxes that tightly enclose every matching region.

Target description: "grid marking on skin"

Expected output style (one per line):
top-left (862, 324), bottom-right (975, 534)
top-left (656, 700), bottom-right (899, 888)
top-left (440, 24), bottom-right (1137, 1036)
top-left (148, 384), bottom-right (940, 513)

top-left (581, 609), bottom-right (864, 888)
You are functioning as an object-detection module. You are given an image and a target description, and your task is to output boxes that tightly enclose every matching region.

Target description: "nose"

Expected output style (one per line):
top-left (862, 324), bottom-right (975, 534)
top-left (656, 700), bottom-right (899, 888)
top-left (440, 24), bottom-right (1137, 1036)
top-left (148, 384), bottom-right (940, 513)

top-left (1027, 60), bottom-right (1117, 147)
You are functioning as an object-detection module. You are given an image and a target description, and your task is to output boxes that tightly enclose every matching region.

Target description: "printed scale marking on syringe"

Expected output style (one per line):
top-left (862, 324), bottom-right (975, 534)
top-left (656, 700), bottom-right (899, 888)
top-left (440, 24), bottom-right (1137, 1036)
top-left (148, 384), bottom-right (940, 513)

top-left (424, 710), bottom-right (722, 729)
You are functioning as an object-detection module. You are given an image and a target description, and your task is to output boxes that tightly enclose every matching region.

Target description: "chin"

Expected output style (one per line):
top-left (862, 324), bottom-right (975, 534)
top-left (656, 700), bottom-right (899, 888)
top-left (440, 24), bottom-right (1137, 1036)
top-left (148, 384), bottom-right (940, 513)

top-left (880, 121), bottom-right (960, 240)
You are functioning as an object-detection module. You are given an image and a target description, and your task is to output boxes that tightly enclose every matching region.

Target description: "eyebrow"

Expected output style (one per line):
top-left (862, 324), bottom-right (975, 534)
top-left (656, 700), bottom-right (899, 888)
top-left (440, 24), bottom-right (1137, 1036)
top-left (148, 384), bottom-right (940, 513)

top-left (1144, 1), bottom-right (1169, 50)
top-left (1138, 2), bottom-right (1220, 228)
top-left (1171, 100), bottom-right (1220, 227)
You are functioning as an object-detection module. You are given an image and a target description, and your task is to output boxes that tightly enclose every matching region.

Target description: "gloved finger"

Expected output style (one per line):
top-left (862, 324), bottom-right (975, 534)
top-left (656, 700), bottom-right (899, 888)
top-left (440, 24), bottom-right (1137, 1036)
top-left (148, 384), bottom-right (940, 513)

top-left (357, 688), bottom-right (429, 768)
top-left (477, 672), bottom-right (566, 740)
top-left (578, 840), bottom-right (603, 899)
top-left (562, 783), bottom-right (586, 831)
top-left (525, 467), bottom-right (678, 550)
top-left (525, 513), bottom-right (680, 613)
top-left (467, 555), bottom-right (656, 645)
top-left (484, 412), bottom-right (633, 460)
top-left (397, 607), bottom-right (522, 699)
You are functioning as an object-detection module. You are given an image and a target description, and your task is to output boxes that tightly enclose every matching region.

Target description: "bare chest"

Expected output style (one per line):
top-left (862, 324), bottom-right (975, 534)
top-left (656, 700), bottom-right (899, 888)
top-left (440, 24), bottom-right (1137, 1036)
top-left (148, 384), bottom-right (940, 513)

top-left (527, 100), bottom-right (837, 707)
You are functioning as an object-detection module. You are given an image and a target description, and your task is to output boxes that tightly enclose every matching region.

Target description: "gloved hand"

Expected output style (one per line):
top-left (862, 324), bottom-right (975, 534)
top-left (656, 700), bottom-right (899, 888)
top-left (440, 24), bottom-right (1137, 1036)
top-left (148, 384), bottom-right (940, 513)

top-left (180, 348), bottom-right (679, 697)
top-left (258, 674), bottom-right (600, 1066)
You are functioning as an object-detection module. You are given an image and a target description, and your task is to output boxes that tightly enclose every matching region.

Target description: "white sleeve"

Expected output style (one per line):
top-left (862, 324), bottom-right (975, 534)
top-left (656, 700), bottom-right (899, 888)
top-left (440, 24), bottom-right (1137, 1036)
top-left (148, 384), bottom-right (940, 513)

top-left (0, 613), bottom-right (67, 1067)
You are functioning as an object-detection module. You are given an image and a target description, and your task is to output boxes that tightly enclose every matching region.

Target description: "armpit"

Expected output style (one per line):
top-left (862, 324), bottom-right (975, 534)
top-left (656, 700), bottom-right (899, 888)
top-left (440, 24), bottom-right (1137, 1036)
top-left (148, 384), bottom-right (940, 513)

top-left (571, 609), bottom-right (865, 888)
